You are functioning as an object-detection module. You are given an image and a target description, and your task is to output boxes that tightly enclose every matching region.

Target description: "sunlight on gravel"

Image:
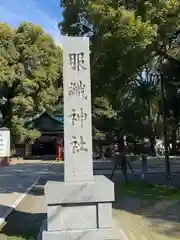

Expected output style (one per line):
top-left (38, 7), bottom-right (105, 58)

top-left (113, 200), bottom-right (180, 240)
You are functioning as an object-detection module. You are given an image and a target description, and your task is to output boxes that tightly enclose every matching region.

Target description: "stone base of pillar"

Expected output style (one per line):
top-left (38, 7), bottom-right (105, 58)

top-left (41, 175), bottom-right (122, 240)
top-left (43, 228), bottom-right (120, 240)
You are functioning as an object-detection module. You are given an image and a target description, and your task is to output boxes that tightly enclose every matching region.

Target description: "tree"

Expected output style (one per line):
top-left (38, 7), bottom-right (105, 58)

top-left (60, 1), bottom-right (156, 91)
top-left (59, 0), bottom-right (180, 94)
top-left (59, 0), bottom-right (180, 153)
top-left (0, 22), bottom-right (63, 144)
top-left (132, 61), bottom-right (161, 152)
top-left (59, 0), bottom-right (180, 183)
top-left (59, 1), bottom-right (156, 145)
top-left (160, 57), bottom-right (180, 153)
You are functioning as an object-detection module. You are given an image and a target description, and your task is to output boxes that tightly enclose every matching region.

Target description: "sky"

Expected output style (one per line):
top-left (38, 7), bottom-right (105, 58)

top-left (0, 0), bottom-right (63, 44)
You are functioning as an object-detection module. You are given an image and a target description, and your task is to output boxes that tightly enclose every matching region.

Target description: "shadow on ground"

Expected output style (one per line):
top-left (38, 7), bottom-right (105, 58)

top-left (0, 208), bottom-right (44, 240)
top-left (113, 180), bottom-right (180, 239)
top-left (0, 169), bottom-right (64, 240)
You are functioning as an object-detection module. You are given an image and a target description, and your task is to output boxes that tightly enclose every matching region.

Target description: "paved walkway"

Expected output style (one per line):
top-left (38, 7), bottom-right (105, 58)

top-left (0, 176), bottom-right (47, 239)
top-left (93, 157), bottom-right (180, 186)
top-left (0, 161), bottom-right (52, 226)
top-left (93, 156), bottom-right (180, 172)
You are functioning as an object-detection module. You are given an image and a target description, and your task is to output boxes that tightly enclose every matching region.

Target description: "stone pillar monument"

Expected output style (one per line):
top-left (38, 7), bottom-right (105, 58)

top-left (42, 37), bottom-right (120, 240)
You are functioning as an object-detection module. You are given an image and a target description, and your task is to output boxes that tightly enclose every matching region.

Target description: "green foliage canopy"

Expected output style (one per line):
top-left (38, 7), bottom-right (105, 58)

top-left (59, 0), bottom-right (180, 143)
top-left (0, 22), bottom-right (63, 143)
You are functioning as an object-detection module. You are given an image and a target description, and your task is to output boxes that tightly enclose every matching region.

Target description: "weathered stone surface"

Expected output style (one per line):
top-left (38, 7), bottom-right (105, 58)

top-left (47, 205), bottom-right (97, 231)
top-left (98, 203), bottom-right (113, 228)
top-left (63, 37), bottom-right (93, 182)
top-left (43, 228), bottom-right (120, 240)
top-left (45, 175), bottom-right (114, 204)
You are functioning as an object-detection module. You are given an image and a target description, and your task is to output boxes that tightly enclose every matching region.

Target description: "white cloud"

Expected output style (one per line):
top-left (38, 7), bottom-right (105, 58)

top-left (0, 0), bottom-right (62, 44)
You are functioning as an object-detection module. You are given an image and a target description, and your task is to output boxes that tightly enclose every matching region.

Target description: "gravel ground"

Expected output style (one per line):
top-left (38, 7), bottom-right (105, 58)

top-left (113, 199), bottom-right (180, 240)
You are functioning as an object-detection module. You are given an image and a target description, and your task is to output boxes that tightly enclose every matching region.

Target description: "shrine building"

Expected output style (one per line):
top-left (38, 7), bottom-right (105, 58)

top-left (15, 110), bottom-right (64, 158)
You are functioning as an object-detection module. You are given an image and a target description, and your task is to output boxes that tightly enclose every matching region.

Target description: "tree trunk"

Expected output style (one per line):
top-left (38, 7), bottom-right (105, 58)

top-left (171, 127), bottom-right (177, 154)
top-left (1, 99), bottom-right (12, 129)
top-left (150, 135), bottom-right (156, 156)
top-left (117, 134), bottom-right (128, 182)
top-left (147, 100), bottom-right (155, 155)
